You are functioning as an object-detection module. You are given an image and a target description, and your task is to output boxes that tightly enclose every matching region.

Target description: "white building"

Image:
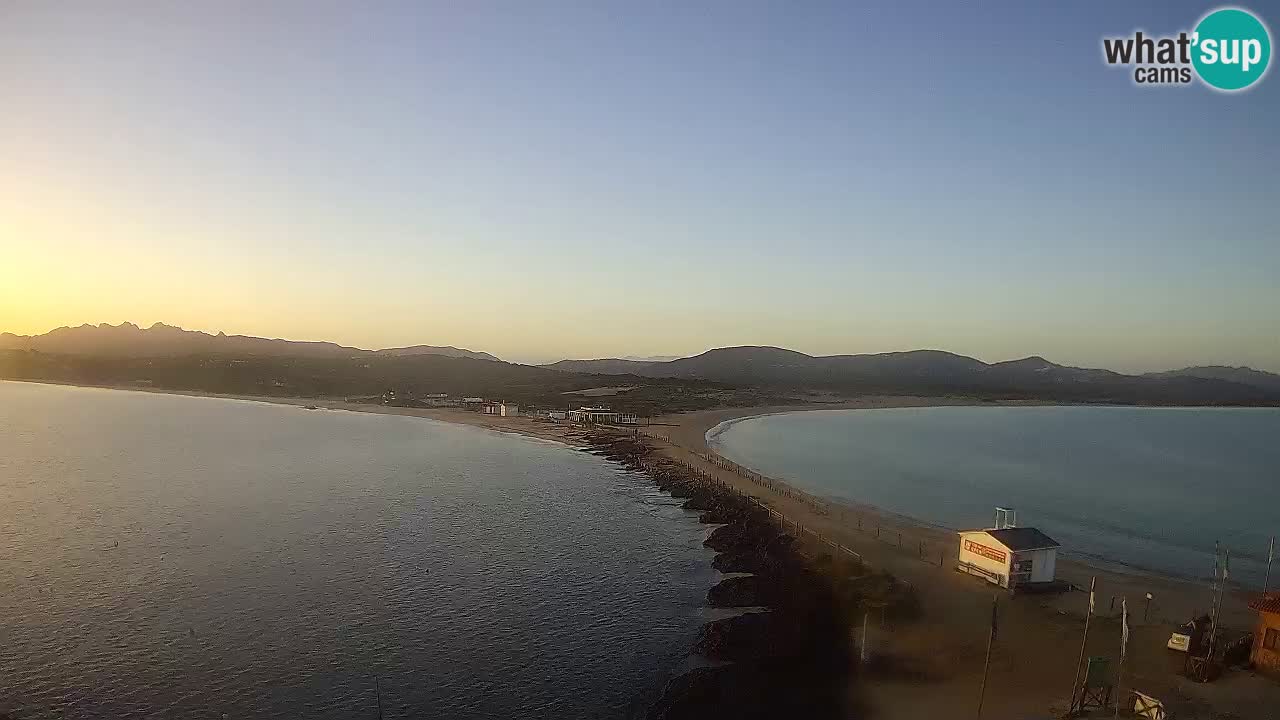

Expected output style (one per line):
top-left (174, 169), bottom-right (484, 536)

top-left (568, 406), bottom-right (638, 425)
top-left (957, 511), bottom-right (1059, 590)
top-left (482, 402), bottom-right (519, 417)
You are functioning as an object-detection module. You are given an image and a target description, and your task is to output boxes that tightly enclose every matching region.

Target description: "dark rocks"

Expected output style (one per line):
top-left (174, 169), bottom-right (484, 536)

top-left (696, 612), bottom-right (796, 661)
top-left (707, 575), bottom-right (762, 607)
top-left (580, 432), bottom-right (857, 720)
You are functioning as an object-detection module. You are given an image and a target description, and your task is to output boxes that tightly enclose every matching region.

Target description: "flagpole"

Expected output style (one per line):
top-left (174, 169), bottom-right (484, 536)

top-left (1114, 597), bottom-right (1128, 720)
top-left (1068, 576), bottom-right (1096, 711)
top-left (976, 594), bottom-right (997, 720)
top-left (1265, 536), bottom-right (1274, 595)
top-left (1208, 548), bottom-right (1228, 659)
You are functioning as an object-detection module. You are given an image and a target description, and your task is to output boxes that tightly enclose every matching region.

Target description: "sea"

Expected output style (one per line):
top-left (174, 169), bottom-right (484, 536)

top-left (0, 381), bottom-right (720, 719)
top-left (708, 405), bottom-right (1280, 587)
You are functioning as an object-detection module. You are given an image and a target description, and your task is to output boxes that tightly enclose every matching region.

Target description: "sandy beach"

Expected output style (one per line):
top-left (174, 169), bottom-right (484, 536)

top-left (646, 402), bottom-right (1278, 719)
top-left (11, 381), bottom-right (1277, 718)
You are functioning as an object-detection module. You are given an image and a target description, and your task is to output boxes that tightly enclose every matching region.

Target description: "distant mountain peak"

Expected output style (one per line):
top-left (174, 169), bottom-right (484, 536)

top-left (997, 355), bottom-right (1057, 369)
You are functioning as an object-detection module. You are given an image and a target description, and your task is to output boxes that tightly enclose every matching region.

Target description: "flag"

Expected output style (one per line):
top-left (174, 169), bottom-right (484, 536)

top-left (1269, 536), bottom-right (1275, 564)
top-left (1088, 586), bottom-right (1095, 616)
top-left (1120, 597), bottom-right (1129, 664)
top-left (1224, 549), bottom-right (1230, 583)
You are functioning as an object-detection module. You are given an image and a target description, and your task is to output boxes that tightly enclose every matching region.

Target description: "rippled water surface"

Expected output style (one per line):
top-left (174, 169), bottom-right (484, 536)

top-left (0, 381), bottom-right (716, 719)
top-left (710, 406), bottom-right (1280, 585)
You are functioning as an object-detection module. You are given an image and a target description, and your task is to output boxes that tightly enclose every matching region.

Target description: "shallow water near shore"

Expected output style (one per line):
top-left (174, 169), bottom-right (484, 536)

top-left (0, 381), bottom-right (717, 719)
top-left (709, 405), bottom-right (1280, 587)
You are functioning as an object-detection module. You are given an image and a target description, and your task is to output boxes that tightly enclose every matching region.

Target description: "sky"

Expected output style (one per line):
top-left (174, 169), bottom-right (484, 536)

top-left (1, 1), bottom-right (1277, 370)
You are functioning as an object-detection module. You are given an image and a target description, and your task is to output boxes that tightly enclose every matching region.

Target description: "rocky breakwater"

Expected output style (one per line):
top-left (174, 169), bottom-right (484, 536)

top-left (582, 431), bottom-right (913, 719)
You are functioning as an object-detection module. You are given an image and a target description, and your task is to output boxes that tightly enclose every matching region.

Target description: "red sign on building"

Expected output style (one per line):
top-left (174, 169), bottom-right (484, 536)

top-left (964, 539), bottom-right (1007, 564)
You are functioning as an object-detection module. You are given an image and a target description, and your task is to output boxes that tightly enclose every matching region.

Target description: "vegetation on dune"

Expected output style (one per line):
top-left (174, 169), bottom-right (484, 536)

top-left (0, 350), bottom-right (785, 415)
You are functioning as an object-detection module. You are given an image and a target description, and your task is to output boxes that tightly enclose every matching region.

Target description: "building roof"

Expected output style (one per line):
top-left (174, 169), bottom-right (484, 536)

top-left (983, 527), bottom-right (1061, 551)
top-left (1249, 593), bottom-right (1280, 614)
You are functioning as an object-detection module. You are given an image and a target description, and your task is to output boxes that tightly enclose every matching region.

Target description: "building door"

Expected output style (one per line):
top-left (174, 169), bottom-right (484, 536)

top-left (1011, 557), bottom-right (1033, 587)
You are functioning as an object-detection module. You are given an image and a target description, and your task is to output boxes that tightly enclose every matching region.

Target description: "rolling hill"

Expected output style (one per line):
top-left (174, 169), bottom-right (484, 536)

top-left (540, 358), bottom-right (660, 375)
top-left (1144, 366), bottom-right (1280, 392)
top-left (543, 346), bottom-right (1280, 405)
top-left (0, 323), bottom-right (499, 361)
top-left (5, 325), bottom-right (1278, 407)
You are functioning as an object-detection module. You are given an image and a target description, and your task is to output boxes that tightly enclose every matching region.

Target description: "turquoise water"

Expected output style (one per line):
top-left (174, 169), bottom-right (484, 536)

top-left (0, 381), bottom-right (717, 719)
top-left (709, 406), bottom-right (1280, 586)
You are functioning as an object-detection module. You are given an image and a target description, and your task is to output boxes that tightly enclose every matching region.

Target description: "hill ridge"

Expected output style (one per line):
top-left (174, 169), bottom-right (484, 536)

top-left (0, 322), bottom-right (500, 362)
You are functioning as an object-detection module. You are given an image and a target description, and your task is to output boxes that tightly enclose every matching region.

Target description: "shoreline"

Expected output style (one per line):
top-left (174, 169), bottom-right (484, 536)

top-left (643, 403), bottom-right (1276, 718)
top-left (663, 401), bottom-right (1263, 615)
top-left (691, 405), bottom-right (1267, 590)
top-left (8, 379), bottom-right (1278, 716)
top-left (10, 380), bottom-right (1258, 600)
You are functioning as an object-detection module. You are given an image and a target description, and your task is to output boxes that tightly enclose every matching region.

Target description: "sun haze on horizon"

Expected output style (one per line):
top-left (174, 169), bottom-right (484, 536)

top-left (2, 1), bottom-right (1277, 372)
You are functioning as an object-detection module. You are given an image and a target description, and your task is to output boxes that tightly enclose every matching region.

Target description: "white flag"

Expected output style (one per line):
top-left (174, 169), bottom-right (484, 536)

top-left (1120, 598), bottom-right (1129, 663)
top-left (1269, 537), bottom-right (1275, 564)
top-left (1088, 587), bottom-right (1095, 616)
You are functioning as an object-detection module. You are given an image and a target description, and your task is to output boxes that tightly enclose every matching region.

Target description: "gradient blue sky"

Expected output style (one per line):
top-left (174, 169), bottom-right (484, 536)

top-left (2, 1), bottom-right (1277, 369)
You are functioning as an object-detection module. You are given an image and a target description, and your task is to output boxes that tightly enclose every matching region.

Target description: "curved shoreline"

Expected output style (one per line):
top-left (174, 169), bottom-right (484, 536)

top-left (8, 381), bottom-right (1278, 716)
top-left (700, 404), bottom-right (1278, 586)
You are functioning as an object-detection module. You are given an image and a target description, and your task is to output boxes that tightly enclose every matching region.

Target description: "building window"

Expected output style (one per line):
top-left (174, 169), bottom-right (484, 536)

top-left (1265, 628), bottom-right (1280, 651)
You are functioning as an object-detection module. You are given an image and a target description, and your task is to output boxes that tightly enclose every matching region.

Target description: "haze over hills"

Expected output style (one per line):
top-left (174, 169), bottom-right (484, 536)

top-left (0, 322), bottom-right (500, 362)
top-left (542, 346), bottom-right (1280, 402)
top-left (1144, 366), bottom-right (1280, 392)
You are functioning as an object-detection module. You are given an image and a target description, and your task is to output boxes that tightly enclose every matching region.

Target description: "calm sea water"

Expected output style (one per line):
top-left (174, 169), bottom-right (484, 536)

top-left (0, 381), bottom-right (718, 719)
top-left (709, 406), bottom-right (1280, 586)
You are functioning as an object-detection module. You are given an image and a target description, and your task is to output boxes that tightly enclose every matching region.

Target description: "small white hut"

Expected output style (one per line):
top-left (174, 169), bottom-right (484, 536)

top-left (957, 508), bottom-right (1060, 590)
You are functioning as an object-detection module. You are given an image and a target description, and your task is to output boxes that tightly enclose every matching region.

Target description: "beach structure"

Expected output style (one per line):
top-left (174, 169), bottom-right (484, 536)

top-left (482, 402), bottom-right (520, 417)
top-left (956, 508), bottom-right (1060, 590)
top-left (1248, 593), bottom-right (1280, 678)
top-left (461, 397), bottom-right (485, 406)
top-left (568, 406), bottom-right (638, 425)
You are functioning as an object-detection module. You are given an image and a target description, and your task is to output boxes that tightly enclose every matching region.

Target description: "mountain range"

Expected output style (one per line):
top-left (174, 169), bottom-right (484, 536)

top-left (4, 323), bottom-right (1279, 405)
top-left (0, 323), bottom-right (500, 362)
top-left (541, 346), bottom-right (1280, 402)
